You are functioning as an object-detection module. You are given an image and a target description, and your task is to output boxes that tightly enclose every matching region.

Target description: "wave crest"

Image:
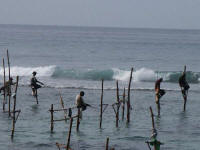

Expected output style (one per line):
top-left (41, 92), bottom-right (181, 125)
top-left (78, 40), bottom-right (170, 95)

top-left (52, 68), bottom-right (114, 80)
top-left (0, 66), bottom-right (199, 83)
top-left (0, 65), bottom-right (56, 77)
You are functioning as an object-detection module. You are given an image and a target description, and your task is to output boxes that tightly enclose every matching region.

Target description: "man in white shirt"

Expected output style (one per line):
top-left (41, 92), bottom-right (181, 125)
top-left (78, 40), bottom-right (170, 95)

top-left (75, 91), bottom-right (90, 111)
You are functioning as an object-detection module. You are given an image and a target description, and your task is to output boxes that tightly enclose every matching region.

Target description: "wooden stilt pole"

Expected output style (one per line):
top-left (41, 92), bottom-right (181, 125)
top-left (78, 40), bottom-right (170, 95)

top-left (7, 49), bottom-right (11, 117)
top-left (149, 107), bottom-right (155, 130)
top-left (100, 79), bottom-right (104, 128)
top-left (76, 108), bottom-right (80, 131)
top-left (157, 101), bottom-right (160, 116)
top-left (183, 65), bottom-right (187, 111)
top-left (127, 68), bottom-right (133, 123)
top-left (11, 101), bottom-right (16, 139)
top-left (50, 104), bottom-right (54, 132)
top-left (116, 80), bottom-right (120, 127)
top-left (149, 106), bottom-right (156, 150)
top-left (146, 143), bottom-right (152, 150)
top-left (68, 108), bottom-right (72, 118)
top-left (122, 88), bottom-right (125, 120)
top-left (183, 97), bottom-right (187, 111)
top-left (66, 118), bottom-right (73, 150)
top-left (59, 93), bottom-right (67, 121)
top-left (35, 89), bottom-right (39, 104)
top-left (11, 76), bottom-right (19, 139)
top-left (184, 65), bottom-right (186, 75)
top-left (106, 137), bottom-right (109, 150)
top-left (2, 58), bottom-right (6, 112)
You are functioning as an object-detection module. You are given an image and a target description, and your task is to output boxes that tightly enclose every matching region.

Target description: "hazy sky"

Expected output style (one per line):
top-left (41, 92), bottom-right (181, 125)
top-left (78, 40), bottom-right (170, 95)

top-left (0, 0), bottom-right (200, 29)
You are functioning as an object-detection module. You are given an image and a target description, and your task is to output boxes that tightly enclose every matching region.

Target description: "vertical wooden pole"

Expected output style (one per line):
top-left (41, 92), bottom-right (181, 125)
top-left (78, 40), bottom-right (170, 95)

top-left (66, 118), bottom-right (73, 150)
top-left (76, 108), bottom-right (80, 131)
top-left (116, 81), bottom-right (120, 103)
top-left (2, 58), bottom-right (6, 112)
top-left (100, 79), bottom-right (104, 128)
top-left (183, 97), bottom-right (187, 111)
top-left (116, 80), bottom-right (120, 127)
top-left (7, 49), bottom-right (11, 117)
top-left (68, 108), bottom-right (72, 118)
top-left (59, 93), bottom-right (67, 121)
top-left (147, 143), bottom-right (152, 150)
top-left (127, 68), bottom-right (133, 123)
top-left (11, 98), bottom-right (16, 139)
top-left (35, 89), bottom-right (39, 104)
top-left (184, 65), bottom-right (186, 73)
top-left (50, 104), bottom-right (54, 132)
top-left (157, 101), bottom-right (160, 116)
top-left (106, 137), bottom-right (109, 150)
top-left (183, 65), bottom-right (187, 111)
top-left (11, 76), bottom-right (19, 139)
top-left (122, 88), bottom-right (125, 120)
top-left (149, 106), bottom-right (156, 150)
top-left (149, 107), bottom-right (155, 130)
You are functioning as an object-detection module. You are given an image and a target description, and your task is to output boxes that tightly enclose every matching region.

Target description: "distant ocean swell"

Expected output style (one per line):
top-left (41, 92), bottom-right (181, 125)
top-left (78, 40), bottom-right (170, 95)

top-left (0, 65), bottom-right (199, 83)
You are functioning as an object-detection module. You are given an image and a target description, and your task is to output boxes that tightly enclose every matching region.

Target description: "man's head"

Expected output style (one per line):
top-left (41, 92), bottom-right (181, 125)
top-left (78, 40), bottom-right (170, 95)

top-left (80, 91), bottom-right (84, 96)
top-left (32, 71), bottom-right (37, 76)
top-left (10, 77), bottom-right (13, 81)
top-left (160, 78), bottom-right (163, 82)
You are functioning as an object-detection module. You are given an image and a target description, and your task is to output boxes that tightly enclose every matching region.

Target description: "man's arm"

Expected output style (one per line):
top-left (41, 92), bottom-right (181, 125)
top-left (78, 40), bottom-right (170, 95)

top-left (37, 80), bottom-right (44, 85)
top-left (157, 140), bottom-right (164, 145)
top-left (11, 81), bottom-right (17, 85)
top-left (85, 103), bottom-right (91, 107)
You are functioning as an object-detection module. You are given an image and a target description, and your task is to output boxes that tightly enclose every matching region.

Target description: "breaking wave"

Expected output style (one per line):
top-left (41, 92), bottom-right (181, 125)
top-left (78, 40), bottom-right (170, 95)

top-left (0, 65), bottom-right (56, 77)
top-left (0, 65), bottom-right (199, 83)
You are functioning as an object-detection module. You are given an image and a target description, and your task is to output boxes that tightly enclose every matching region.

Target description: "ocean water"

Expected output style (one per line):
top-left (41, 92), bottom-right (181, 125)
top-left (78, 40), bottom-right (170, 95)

top-left (0, 24), bottom-right (200, 150)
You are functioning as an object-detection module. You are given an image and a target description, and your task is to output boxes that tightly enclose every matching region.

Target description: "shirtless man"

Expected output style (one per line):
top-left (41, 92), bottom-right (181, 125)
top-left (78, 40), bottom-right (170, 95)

top-left (179, 66), bottom-right (190, 111)
top-left (30, 71), bottom-right (44, 96)
top-left (75, 91), bottom-right (91, 119)
top-left (155, 78), bottom-right (165, 115)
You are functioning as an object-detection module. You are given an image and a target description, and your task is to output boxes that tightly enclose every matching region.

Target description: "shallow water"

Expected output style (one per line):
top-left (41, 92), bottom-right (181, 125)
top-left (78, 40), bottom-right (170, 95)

top-left (0, 24), bottom-right (200, 149)
top-left (0, 86), bottom-right (200, 150)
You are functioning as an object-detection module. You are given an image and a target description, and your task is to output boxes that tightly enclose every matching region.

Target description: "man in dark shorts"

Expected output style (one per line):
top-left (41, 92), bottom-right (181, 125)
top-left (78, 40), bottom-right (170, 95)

top-left (155, 78), bottom-right (165, 103)
top-left (179, 66), bottom-right (190, 100)
top-left (30, 71), bottom-right (44, 96)
top-left (179, 66), bottom-right (190, 111)
top-left (155, 78), bottom-right (165, 115)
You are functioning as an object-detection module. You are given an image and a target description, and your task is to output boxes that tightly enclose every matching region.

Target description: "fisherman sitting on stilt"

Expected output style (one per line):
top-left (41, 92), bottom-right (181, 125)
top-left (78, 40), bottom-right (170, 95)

top-left (75, 91), bottom-right (91, 118)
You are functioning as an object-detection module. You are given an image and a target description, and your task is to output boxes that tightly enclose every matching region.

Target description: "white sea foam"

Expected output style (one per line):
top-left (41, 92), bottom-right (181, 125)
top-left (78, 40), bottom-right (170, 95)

top-left (133, 68), bottom-right (156, 82)
top-left (113, 68), bottom-right (156, 82)
top-left (0, 65), bottom-right (56, 77)
top-left (112, 68), bottom-right (130, 81)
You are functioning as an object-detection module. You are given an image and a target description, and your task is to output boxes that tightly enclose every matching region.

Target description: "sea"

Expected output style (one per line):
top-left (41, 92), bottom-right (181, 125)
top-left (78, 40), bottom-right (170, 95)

top-left (0, 24), bottom-right (200, 150)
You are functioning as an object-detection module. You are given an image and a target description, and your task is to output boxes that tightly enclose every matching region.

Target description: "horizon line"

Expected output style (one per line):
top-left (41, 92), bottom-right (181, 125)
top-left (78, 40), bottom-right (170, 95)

top-left (0, 23), bottom-right (200, 31)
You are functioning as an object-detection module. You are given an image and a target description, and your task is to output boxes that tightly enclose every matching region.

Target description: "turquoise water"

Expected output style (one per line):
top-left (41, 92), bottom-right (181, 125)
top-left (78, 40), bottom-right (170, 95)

top-left (0, 24), bottom-right (200, 150)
